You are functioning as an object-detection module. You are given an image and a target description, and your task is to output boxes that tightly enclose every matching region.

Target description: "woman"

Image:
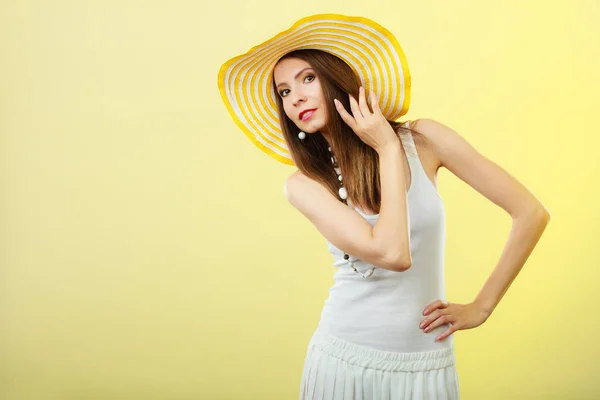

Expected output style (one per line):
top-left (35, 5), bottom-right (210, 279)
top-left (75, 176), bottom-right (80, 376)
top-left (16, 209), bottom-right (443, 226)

top-left (218, 14), bottom-right (550, 400)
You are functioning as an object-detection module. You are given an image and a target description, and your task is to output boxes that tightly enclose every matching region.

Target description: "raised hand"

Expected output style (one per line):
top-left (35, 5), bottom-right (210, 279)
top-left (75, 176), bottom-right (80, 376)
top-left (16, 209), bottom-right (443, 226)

top-left (333, 86), bottom-right (399, 152)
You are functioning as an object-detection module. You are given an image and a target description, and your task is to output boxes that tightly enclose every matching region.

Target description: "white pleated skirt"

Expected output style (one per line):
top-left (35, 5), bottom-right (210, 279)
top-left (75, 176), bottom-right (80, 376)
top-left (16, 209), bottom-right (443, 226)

top-left (299, 328), bottom-right (460, 400)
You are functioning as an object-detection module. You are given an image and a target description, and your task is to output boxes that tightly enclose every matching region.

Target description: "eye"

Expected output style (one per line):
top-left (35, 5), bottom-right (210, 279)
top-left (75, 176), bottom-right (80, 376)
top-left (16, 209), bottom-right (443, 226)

top-left (279, 74), bottom-right (316, 98)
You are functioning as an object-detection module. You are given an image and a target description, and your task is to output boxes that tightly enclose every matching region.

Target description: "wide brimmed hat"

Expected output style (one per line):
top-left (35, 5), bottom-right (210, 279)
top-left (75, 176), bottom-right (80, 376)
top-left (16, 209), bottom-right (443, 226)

top-left (217, 13), bottom-right (411, 165)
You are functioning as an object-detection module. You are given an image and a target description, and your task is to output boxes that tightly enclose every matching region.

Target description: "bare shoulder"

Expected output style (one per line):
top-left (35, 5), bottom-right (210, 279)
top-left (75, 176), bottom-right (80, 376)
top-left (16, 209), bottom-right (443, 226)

top-left (283, 169), bottom-right (317, 205)
top-left (409, 118), bottom-right (476, 170)
top-left (284, 170), bottom-right (307, 196)
top-left (403, 118), bottom-right (443, 171)
top-left (409, 118), bottom-right (459, 161)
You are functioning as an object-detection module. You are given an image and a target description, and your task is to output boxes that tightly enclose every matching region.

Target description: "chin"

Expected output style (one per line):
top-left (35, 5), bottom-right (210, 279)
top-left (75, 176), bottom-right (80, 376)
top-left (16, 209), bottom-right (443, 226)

top-left (301, 123), bottom-right (326, 134)
top-left (304, 128), bottom-right (320, 134)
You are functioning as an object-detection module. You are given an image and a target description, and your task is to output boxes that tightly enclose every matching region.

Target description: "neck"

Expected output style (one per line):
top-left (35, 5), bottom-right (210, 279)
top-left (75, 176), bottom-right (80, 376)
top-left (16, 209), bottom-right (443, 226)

top-left (319, 129), bottom-right (334, 151)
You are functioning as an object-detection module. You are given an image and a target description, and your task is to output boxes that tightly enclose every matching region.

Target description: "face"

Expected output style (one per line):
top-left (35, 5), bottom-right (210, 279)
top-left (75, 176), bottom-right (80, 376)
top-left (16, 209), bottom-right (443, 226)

top-left (273, 57), bottom-right (328, 134)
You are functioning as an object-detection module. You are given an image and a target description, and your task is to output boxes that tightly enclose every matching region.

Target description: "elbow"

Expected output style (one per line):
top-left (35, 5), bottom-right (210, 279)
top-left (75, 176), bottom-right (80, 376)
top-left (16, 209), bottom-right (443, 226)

top-left (394, 259), bottom-right (412, 272)
top-left (540, 208), bottom-right (551, 223)
top-left (518, 206), bottom-right (551, 225)
top-left (381, 249), bottom-right (412, 272)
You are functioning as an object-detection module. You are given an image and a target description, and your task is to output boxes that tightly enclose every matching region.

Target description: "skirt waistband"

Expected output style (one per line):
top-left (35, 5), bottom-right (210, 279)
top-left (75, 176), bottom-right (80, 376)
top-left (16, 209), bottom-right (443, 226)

top-left (309, 327), bottom-right (456, 373)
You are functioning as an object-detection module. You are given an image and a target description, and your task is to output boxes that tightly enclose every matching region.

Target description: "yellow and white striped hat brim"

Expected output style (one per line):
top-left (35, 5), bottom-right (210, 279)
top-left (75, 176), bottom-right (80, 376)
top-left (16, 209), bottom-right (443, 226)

top-left (217, 13), bottom-right (411, 166)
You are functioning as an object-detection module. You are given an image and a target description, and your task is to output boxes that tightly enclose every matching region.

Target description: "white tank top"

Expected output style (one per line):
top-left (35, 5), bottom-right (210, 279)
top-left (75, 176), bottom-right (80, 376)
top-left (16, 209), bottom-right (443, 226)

top-left (318, 122), bottom-right (453, 353)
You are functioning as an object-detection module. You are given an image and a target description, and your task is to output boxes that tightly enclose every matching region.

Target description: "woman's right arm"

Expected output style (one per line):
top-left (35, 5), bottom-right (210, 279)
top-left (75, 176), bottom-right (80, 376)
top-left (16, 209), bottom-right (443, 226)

top-left (284, 141), bottom-right (411, 272)
top-left (371, 139), bottom-right (412, 269)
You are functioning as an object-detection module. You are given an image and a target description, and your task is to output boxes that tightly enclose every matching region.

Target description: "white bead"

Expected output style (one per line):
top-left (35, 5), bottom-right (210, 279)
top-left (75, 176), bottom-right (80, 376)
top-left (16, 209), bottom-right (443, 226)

top-left (298, 131), bottom-right (306, 139)
top-left (338, 187), bottom-right (347, 199)
top-left (328, 146), bottom-right (331, 152)
top-left (338, 175), bottom-right (343, 181)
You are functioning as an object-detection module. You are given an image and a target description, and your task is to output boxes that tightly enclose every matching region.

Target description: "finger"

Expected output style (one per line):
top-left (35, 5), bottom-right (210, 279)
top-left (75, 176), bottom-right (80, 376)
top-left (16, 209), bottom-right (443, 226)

top-left (419, 309), bottom-right (443, 329)
top-left (370, 90), bottom-right (381, 114)
top-left (358, 86), bottom-right (371, 117)
top-left (423, 314), bottom-right (455, 333)
top-left (423, 299), bottom-right (450, 315)
top-left (348, 93), bottom-right (363, 121)
top-left (334, 98), bottom-right (357, 130)
top-left (420, 308), bottom-right (451, 330)
top-left (435, 325), bottom-right (458, 342)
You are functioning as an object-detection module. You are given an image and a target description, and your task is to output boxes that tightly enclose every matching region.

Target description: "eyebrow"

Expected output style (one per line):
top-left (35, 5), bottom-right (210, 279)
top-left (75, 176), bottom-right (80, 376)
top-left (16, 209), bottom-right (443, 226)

top-left (276, 68), bottom-right (313, 90)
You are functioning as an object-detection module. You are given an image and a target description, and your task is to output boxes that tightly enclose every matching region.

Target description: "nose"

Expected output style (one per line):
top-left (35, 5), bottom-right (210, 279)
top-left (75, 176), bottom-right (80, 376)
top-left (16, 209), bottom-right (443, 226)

top-left (292, 90), bottom-right (307, 107)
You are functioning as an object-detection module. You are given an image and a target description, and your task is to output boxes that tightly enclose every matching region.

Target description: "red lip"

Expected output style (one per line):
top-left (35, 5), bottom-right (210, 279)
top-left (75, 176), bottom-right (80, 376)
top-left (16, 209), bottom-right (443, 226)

top-left (298, 108), bottom-right (317, 120)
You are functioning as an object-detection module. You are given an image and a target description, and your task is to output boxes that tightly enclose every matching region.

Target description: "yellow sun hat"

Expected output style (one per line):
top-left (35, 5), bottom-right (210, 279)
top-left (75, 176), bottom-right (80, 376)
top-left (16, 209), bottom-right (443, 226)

top-left (217, 13), bottom-right (411, 166)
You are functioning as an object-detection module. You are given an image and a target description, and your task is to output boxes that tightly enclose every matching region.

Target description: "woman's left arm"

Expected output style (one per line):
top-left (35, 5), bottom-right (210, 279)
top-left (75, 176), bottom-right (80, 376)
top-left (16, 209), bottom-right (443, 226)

top-left (472, 207), bottom-right (550, 318)
top-left (413, 119), bottom-right (551, 341)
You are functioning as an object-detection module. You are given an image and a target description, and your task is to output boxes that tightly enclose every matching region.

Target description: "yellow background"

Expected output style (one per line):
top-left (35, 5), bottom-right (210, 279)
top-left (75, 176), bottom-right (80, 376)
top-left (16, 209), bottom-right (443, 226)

top-left (1, 1), bottom-right (597, 399)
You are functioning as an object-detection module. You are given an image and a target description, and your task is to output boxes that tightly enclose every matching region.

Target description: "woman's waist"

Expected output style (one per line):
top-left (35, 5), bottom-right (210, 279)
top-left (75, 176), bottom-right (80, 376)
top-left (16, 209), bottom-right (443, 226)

top-left (318, 302), bottom-right (453, 352)
top-left (324, 282), bottom-right (446, 311)
top-left (310, 323), bottom-right (455, 368)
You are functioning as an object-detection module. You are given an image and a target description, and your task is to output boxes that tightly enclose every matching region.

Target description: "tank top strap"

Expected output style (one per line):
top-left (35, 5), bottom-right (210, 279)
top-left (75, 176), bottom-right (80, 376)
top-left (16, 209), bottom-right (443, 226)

top-left (399, 121), bottom-right (418, 159)
top-left (399, 120), bottom-right (431, 192)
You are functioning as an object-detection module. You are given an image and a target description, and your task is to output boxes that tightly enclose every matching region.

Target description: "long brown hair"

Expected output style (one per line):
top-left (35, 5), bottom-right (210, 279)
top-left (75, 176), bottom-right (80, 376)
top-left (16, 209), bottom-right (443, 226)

top-left (272, 49), bottom-right (428, 214)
